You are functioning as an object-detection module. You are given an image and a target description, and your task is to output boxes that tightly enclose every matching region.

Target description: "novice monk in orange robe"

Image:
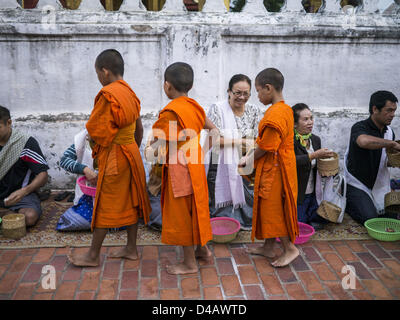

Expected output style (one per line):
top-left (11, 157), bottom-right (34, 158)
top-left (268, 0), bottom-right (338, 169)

top-left (69, 49), bottom-right (151, 267)
top-left (149, 62), bottom-right (217, 275)
top-left (239, 68), bottom-right (299, 267)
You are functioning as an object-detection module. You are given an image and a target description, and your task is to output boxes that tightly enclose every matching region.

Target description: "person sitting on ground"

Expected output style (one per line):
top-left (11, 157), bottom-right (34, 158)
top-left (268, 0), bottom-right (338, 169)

top-left (0, 105), bottom-right (49, 227)
top-left (56, 129), bottom-right (98, 231)
top-left (142, 142), bottom-right (163, 232)
top-left (58, 129), bottom-right (160, 232)
top-left (292, 103), bottom-right (334, 231)
top-left (205, 74), bottom-right (263, 230)
top-left (344, 90), bottom-right (400, 224)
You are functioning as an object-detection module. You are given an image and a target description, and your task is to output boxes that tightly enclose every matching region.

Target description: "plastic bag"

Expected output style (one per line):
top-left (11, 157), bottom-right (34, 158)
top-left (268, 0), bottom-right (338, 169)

top-left (316, 174), bottom-right (347, 223)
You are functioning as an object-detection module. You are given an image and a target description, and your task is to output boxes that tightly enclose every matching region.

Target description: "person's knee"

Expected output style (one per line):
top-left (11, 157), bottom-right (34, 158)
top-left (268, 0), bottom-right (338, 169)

top-left (19, 208), bottom-right (40, 227)
top-left (346, 187), bottom-right (378, 223)
top-left (346, 199), bottom-right (377, 224)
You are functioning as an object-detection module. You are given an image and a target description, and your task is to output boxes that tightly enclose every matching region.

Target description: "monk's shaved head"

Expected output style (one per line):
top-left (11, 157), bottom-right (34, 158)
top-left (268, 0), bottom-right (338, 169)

top-left (255, 68), bottom-right (284, 92)
top-left (164, 62), bottom-right (194, 93)
top-left (95, 49), bottom-right (124, 76)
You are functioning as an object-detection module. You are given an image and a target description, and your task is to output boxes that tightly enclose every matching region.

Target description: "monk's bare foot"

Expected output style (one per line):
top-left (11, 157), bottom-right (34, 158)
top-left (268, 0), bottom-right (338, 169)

top-left (68, 252), bottom-right (99, 267)
top-left (247, 246), bottom-right (276, 259)
top-left (195, 245), bottom-right (212, 260)
top-left (271, 246), bottom-right (299, 268)
top-left (109, 247), bottom-right (138, 260)
top-left (166, 263), bottom-right (198, 275)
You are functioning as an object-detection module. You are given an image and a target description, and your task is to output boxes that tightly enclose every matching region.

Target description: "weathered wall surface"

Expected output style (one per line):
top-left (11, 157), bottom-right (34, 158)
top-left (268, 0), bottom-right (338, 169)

top-left (1, 1), bottom-right (399, 188)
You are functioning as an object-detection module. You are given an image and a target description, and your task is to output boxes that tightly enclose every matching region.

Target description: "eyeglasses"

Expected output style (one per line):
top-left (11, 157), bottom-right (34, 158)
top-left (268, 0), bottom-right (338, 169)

top-left (231, 91), bottom-right (251, 98)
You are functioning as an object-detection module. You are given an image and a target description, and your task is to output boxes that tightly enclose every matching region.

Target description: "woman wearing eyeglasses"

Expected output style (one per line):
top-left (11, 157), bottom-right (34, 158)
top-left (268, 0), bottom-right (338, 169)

top-left (204, 74), bottom-right (263, 230)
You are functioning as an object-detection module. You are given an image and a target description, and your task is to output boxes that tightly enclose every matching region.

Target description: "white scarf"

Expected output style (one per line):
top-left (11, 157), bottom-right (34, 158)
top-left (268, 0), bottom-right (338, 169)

top-left (343, 126), bottom-right (393, 214)
top-left (73, 129), bottom-right (94, 205)
top-left (204, 100), bottom-right (246, 209)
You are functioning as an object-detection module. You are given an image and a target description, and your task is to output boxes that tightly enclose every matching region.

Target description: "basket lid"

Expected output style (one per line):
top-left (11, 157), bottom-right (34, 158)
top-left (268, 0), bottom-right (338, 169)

top-left (384, 191), bottom-right (400, 207)
top-left (2, 213), bottom-right (25, 221)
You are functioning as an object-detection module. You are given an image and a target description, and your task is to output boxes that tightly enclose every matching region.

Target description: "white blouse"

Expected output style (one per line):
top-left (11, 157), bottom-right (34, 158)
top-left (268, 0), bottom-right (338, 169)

top-left (206, 102), bottom-right (263, 138)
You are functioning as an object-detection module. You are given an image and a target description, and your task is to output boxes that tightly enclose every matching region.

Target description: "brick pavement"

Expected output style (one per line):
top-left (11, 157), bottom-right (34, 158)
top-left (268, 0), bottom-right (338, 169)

top-left (0, 239), bottom-right (399, 300)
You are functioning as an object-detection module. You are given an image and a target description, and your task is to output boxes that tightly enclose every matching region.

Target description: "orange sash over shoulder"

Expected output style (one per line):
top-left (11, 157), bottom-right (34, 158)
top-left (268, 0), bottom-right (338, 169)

top-left (252, 101), bottom-right (299, 243)
top-left (152, 96), bottom-right (212, 246)
top-left (86, 80), bottom-right (151, 230)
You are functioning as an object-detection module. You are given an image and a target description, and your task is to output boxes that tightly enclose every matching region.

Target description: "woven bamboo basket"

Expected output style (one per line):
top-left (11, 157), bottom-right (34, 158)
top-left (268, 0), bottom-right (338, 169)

top-left (237, 147), bottom-right (256, 185)
top-left (317, 152), bottom-right (339, 177)
top-left (1, 213), bottom-right (26, 239)
top-left (316, 200), bottom-right (341, 223)
top-left (237, 164), bottom-right (255, 184)
top-left (387, 141), bottom-right (400, 168)
top-left (384, 191), bottom-right (400, 214)
top-left (151, 163), bottom-right (163, 178)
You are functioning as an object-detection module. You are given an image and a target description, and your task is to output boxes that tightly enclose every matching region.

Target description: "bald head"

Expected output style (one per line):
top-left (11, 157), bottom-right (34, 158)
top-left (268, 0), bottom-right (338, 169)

top-left (255, 68), bottom-right (284, 92)
top-left (95, 49), bottom-right (124, 77)
top-left (164, 62), bottom-right (194, 93)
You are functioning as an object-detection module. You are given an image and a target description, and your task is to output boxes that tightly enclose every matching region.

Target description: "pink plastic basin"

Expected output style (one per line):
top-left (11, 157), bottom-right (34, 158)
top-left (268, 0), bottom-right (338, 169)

top-left (77, 176), bottom-right (96, 197)
top-left (210, 217), bottom-right (241, 235)
top-left (210, 217), bottom-right (241, 243)
top-left (276, 222), bottom-right (315, 245)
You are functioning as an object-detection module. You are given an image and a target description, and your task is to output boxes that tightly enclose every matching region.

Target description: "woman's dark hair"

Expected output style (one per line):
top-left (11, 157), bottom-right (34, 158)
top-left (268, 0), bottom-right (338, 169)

top-left (228, 74), bottom-right (251, 91)
top-left (292, 103), bottom-right (310, 124)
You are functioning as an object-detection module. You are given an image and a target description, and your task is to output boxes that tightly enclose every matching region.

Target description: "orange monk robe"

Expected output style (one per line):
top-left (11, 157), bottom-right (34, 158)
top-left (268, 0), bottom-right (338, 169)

top-left (152, 96), bottom-right (212, 247)
top-left (86, 80), bottom-right (151, 230)
top-left (252, 101), bottom-right (299, 243)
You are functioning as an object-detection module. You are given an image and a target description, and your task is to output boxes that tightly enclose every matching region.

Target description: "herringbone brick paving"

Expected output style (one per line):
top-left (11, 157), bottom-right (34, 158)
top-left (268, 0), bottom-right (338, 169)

top-left (0, 239), bottom-right (399, 300)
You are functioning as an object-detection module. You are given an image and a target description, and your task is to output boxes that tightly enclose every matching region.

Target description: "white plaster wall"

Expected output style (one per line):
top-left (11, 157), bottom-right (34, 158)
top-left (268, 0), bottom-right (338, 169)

top-left (222, 37), bottom-right (400, 113)
top-left (1, 36), bottom-right (165, 116)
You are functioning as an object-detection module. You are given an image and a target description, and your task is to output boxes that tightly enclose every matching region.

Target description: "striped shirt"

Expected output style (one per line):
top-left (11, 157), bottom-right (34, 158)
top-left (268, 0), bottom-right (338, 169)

top-left (60, 144), bottom-right (86, 175)
top-left (0, 137), bottom-right (49, 204)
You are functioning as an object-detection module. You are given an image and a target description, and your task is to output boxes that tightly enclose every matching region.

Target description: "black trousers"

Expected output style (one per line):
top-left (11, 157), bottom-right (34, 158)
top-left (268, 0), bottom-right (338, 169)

top-left (345, 184), bottom-right (396, 225)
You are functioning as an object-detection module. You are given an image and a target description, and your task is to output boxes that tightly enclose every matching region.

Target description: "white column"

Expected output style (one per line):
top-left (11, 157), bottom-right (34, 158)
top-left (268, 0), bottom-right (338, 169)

top-left (0, 0), bottom-right (21, 9)
top-left (282, 0), bottom-right (305, 12)
top-left (202, 0), bottom-right (227, 12)
top-left (242, 0), bottom-right (267, 14)
top-left (161, 0), bottom-right (187, 12)
top-left (323, 0), bottom-right (341, 13)
top-left (78, 0), bottom-right (105, 11)
top-left (359, 0), bottom-right (379, 14)
top-left (120, 0), bottom-right (147, 11)
top-left (37, 0), bottom-right (61, 9)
